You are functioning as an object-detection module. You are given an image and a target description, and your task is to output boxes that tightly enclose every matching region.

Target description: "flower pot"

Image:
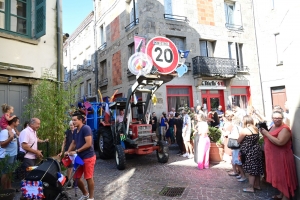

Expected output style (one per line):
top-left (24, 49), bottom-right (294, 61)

top-left (0, 189), bottom-right (15, 200)
top-left (209, 142), bottom-right (224, 163)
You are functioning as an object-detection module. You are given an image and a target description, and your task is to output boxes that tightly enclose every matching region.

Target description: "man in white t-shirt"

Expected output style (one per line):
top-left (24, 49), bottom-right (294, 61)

top-left (0, 117), bottom-right (19, 189)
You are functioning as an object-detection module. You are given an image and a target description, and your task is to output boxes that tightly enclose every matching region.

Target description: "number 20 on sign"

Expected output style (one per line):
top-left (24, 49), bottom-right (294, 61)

top-left (146, 37), bottom-right (179, 74)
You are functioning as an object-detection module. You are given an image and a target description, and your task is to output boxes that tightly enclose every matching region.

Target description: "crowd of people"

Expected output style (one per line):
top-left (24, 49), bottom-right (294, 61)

top-left (151, 101), bottom-right (297, 199)
top-left (0, 99), bottom-right (297, 200)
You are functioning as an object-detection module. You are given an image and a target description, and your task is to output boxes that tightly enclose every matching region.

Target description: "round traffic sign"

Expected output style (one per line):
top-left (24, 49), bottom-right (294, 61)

top-left (146, 36), bottom-right (179, 74)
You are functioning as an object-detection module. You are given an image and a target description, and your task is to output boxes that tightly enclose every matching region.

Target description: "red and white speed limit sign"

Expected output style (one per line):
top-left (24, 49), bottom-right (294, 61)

top-left (146, 36), bottom-right (179, 74)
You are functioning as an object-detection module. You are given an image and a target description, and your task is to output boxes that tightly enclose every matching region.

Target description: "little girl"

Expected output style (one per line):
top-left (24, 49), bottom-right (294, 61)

top-left (0, 104), bottom-right (16, 130)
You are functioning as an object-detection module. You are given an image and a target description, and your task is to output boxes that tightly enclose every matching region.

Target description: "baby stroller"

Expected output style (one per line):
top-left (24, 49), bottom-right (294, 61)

top-left (20, 158), bottom-right (72, 200)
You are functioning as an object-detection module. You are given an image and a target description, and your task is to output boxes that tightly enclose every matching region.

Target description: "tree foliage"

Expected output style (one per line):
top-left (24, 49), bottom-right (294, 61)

top-left (23, 79), bottom-right (78, 156)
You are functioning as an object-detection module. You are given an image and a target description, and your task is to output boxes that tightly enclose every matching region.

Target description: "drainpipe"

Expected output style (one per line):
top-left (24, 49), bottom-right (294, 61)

top-left (56, 0), bottom-right (62, 82)
top-left (251, 0), bottom-right (265, 116)
top-left (93, 2), bottom-right (98, 101)
top-left (133, 0), bottom-right (136, 25)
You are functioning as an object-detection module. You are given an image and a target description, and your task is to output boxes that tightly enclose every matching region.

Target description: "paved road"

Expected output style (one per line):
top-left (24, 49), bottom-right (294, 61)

top-left (14, 145), bottom-right (277, 200)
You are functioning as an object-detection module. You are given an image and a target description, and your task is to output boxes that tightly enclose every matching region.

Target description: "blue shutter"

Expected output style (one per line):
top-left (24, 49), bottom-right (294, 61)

top-left (35, 0), bottom-right (46, 38)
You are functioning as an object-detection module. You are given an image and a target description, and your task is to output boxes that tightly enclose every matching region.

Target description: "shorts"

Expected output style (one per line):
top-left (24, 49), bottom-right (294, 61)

top-left (74, 155), bottom-right (96, 180)
top-left (0, 155), bottom-right (16, 174)
top-left (232, 149), bottom-right (242, 165)
top-left (182, 127), bottom-right (191, 142)
top-left (22, 158), bottom-right (37, 169)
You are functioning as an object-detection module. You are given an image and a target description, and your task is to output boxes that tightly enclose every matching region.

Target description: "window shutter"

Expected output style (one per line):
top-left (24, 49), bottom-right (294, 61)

top-left (234, 2), bottom-right (242, 26)
top-left (207, 41), bottom-right (214, 57)
top-left (35, 0), bottom-right (46, 39)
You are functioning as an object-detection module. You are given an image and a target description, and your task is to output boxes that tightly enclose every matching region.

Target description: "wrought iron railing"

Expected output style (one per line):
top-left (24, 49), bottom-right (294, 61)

top-left (98, 42), bottom-right (107, 51)
top-left (99, 78), bottom-right (108, 87)
top-left (192, 56), bottom-right (236, 77)
top-left (125, 18), bottom-right (139, 32)
top-left (236, 65), bottom-right (249, 73)
top-left (164, 14), bottom-right (189, 23)
top-left (225, 23), bottom-right (243, 31)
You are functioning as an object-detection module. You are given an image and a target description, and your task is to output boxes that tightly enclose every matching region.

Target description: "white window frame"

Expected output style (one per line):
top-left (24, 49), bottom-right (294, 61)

top-left (224, 1), bottom-right (242, 28)
top-left (275, 33), bottom-right (283, 65)
top-left (200, 40), bottom-right (214, 57)
top-left (87, 81), bottom-right (92, 97)
top-left (228, 42), bottom-right (243, 67)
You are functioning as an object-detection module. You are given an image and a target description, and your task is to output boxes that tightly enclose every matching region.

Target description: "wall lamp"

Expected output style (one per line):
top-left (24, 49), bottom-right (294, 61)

top-left (63, 33), bottom-right (70, 43)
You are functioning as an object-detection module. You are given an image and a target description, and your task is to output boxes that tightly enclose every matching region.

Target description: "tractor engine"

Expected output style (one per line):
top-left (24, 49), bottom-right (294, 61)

top-left (129, 124), bottom-right (156, 147)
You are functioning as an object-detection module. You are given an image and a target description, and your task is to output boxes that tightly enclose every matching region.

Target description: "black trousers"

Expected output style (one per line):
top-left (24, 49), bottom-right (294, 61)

top-left (176, 131), bottom-right (185, 153)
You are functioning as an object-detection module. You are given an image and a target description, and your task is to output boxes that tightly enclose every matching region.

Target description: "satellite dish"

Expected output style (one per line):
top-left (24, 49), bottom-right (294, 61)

top-left (128, 52), bottom-right (153, 76)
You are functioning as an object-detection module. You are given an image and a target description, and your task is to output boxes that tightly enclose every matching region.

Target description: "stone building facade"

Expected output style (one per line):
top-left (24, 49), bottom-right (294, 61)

top-left (92, 0), bottom-right (264, 115)
top-left (0, 0), bottom-right (62, 122)
top-left (253, 0), bottom-right (300, 196)
top-left (63, 11), bottom-right (96, 102)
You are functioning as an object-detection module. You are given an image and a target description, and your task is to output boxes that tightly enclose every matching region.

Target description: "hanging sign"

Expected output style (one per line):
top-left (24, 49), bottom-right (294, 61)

top-left (146, 36), bottom-right (179, 74)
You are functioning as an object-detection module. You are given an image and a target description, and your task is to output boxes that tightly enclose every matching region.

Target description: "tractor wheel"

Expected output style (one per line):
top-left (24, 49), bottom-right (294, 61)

top-left (156, 141), bottom-right (169, 163)
top-left (98, 126), bottom-right (114, 159)
top-left (115, 145), bottom-right (126, 170)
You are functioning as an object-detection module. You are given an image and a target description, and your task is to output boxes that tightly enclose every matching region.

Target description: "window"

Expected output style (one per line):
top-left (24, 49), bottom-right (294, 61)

top-left (167, 86), bottom-right (193, 112)
top-left (87, 80), bottom-right (92, 97)
top-left (228, 42), bottom-right (243, 67)
top-left (164, 0), bottom-right (187, 22)
top-left (128, 43), bottom-right (135, 58)
top-left (75, 85), bottom-right (78, 100)
top-left (275, 33), bottom-right (283, 65)
top-left (231, 87), bottom-right (250, 111)
top-left (168, 36), bottom-right (185, 50)
top-left (129, 0), bottom-right (138, 23)
top-left (0, 0), bottom-right (46, 38)
top-left (200, 40), bottom-right (215, 57)
top-left (224, 1), bottom-right (242, 30)
top-left (100, 60), bottom-right (107, 80)
top-left (80, 83), bottom-right (84, 99)
top-left (99, 24), bottom-right (105, 45)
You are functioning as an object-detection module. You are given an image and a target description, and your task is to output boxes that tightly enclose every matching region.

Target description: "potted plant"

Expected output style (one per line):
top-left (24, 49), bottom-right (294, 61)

top-left (0, 155), bottom-right (21, 200)
top-left (208, 126), bottom-right (224, 163)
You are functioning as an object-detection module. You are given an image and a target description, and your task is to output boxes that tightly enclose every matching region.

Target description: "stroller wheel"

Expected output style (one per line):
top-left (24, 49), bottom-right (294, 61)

top-left (58, 191), bottom-right (70, 200)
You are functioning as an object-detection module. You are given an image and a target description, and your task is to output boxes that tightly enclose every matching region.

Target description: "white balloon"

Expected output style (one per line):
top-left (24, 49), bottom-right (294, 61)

top-left (128, 52), bottom-right (153, 76)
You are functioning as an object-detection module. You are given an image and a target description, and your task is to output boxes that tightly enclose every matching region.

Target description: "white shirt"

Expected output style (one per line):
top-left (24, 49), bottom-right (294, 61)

top-left (0, 129), bottom-right (17, 158)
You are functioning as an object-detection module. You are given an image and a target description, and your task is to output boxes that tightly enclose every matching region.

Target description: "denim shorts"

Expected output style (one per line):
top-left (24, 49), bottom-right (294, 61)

top-left (0, 155), bottom-right (17, 174)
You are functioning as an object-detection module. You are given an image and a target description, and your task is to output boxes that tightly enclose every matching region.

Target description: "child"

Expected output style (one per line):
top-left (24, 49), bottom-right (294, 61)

top-left (0, 104), bottom-right (16, 130)
top-left (164, 119), bottom-right (171, 145)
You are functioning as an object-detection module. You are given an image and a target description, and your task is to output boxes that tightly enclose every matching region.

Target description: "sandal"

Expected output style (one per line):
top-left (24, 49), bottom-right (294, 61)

top-left (271, 195), bottom-right (282, 199)
top-left (243, 188), bottom-right (255, 193)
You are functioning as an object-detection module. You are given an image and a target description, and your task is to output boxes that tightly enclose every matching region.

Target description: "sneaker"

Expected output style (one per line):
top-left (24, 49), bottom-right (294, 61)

top-left (236, 175), bottom-right (242, 179)
top-left (188, 154), bottom-right (194, 159)
top-left (182, 153), bottom-right (189, 157)
top-left (78, 193), bottom-right (89, 200)
top-left (67, 181), bottom-right (72, 188)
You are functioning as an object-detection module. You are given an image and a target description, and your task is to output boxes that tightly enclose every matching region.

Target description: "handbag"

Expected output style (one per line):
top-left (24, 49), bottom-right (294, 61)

top-left (227, 138), bottom-right (240, 149)
top-left (17, 142), bottom-right (35, 161)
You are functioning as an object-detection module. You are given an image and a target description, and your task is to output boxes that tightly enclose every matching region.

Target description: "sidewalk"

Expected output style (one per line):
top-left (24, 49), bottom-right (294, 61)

top-left (14, 145), bottom-right (278, 200)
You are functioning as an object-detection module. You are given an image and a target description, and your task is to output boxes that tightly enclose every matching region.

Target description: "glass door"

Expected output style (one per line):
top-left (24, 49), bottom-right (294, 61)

top-left (201, 90), bottom-right (224, 112)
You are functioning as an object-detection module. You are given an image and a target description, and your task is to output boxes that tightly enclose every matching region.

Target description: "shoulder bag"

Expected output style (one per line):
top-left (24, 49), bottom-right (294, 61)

top-left (227, 127), bottom-right (240, 149)
top-left (17, 142), bottom-right (35, 161)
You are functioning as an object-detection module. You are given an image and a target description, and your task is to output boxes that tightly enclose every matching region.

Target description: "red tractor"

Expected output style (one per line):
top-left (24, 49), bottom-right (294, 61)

top-left (96, 74), bottom-right (174, 170)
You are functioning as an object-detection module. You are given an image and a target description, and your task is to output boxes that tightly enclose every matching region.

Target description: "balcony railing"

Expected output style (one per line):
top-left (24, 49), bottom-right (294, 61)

top-left (192, 56), bottom-right (237, 78)
top-left (98, 42), bottom-right (107, 51)
top-left (225, 23), bottom-right (243, 31)
top-left (236, 65), bottom-right (249, 73)
top-left (164, 14), bottom-right (189, 23)
top-left (125, 18), bottom-right (139, 32)
top-left (99, 78), bottom-right (108, 87)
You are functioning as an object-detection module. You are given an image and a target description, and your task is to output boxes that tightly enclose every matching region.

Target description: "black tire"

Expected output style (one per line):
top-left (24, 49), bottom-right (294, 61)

top-left (156, 141), bottom-right (169, 163)
top-left (98, 126), bottom-right (114, 159)
top-left (115, 145), bottom-right (126, 170)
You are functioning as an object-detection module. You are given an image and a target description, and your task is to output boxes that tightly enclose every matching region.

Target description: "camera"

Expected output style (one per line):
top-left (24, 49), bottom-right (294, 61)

top-left (256, 121), bottom-right (268, 130)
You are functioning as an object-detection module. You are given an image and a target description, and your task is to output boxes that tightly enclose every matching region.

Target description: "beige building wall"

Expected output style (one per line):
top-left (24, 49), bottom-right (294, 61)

top-left (253, 0), bottom-right (300, 196)
top-left (0, 0), bottom-right (59, 81)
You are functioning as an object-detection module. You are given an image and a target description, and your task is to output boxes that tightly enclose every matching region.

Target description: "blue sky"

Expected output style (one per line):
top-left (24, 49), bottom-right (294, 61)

top-left (62, 0), bottom-right (94, 35)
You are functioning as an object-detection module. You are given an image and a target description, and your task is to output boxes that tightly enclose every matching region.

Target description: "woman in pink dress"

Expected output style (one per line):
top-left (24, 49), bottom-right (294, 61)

top-left (195, 113), bottom-right (210, 169)
top-left (260, 110), bottom-right (297, 200)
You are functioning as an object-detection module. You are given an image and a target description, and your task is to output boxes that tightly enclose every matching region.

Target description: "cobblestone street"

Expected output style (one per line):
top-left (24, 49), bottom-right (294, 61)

top-left (15, 145), bottom-right (277, 200)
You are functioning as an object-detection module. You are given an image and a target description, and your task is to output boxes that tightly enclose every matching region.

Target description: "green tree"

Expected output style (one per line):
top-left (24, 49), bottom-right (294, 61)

top-left (23, 79), bottom-right (78, 156)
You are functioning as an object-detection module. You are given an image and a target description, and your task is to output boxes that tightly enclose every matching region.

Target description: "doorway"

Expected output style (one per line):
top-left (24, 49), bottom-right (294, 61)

top-left (201, 90), bottom-right (224, 112)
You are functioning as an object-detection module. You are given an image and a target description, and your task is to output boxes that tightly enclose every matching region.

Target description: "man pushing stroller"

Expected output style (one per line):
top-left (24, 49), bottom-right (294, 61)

top-left (64, 112), bottom-right (96, 200)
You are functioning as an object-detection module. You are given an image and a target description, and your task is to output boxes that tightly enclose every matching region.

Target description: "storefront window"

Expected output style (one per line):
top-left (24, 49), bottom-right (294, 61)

top-left (231, 87), bottom-right (250, 111)
top-left (167, 86), bottom-right (192, 112)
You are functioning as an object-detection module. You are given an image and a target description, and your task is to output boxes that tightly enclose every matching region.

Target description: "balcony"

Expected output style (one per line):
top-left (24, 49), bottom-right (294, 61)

top-left (164, 14), bottom-right (189, 23)
top-left (125, 18), bottom-right (139, 32)
top-left (99, 78), bottom-right (108, 87)
top-left (225, 23), bottom-right (243, 31)
top-left (192, 56), bottom-right (236, 78)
